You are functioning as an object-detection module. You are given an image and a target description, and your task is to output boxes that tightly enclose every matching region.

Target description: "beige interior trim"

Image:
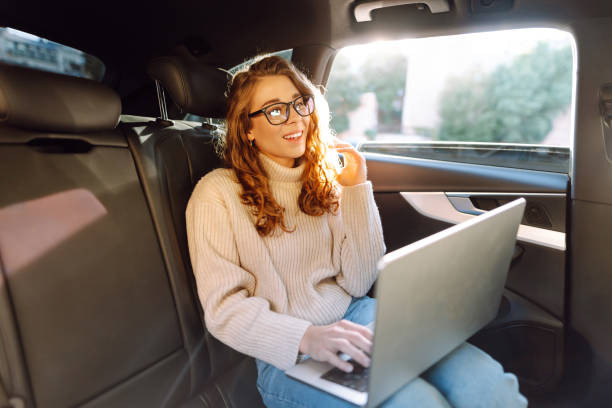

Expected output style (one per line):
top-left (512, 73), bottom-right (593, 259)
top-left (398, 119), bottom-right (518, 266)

top-left (354, 0), bottom-right (451, 22)
top-left (400, 192), bottom-right (566, 251)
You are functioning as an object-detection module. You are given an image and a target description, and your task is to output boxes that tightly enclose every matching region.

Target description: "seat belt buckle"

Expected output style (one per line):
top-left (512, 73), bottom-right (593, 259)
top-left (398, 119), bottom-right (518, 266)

top-left (7, 397), bottom-right (25, 408)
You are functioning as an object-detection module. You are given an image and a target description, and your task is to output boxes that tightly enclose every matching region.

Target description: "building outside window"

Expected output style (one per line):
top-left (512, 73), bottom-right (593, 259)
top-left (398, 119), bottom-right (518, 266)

top-left (0, 27), bottom-right (105, 81)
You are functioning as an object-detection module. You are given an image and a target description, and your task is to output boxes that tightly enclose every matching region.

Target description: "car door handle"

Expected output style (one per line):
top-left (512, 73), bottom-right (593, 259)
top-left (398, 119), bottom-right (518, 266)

top-left (511, 244), bottom-right (525, 266)
top-left (446, 196), bottom-right (485, 216)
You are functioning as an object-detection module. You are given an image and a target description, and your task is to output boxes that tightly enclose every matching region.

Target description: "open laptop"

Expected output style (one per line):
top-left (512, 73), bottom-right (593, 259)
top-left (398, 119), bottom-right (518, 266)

top-left (285, 198), bottom-right (526, 407)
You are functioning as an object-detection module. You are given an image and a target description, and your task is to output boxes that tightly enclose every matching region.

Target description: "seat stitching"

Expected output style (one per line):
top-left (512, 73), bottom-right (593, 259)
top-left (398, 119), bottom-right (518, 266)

top-left (160, 58), bottom-right (188, 108)
top-left (179, 134), bottom-right (194, 186)
top-left (0, 254), bottom-right (16, 391)
top-left (170, 58), bottom-right (189, 108)
top-left (214, 383), bottom-right (232, 408)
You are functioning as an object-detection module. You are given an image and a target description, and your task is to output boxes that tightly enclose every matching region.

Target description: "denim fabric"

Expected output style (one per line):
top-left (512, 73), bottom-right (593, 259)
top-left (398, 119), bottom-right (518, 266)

top-left (256, 296), bottom-right (528, 407)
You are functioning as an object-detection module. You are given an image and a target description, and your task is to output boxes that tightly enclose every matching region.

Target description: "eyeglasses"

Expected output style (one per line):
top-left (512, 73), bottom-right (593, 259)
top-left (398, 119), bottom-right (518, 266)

top-left (248, 95), bottom-right (315, 125)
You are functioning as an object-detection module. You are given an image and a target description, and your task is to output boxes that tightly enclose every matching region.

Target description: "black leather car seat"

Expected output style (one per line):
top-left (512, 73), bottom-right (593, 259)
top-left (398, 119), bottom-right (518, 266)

top-left (119, 54), bottom-right (266, 407)
top-left (0, 62), bottom-right (260, 407)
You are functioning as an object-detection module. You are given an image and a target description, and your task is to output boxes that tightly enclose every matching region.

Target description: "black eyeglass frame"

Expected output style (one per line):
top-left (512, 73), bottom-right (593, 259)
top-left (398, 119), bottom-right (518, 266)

top-left (247, 94), bottom-right (315, 125)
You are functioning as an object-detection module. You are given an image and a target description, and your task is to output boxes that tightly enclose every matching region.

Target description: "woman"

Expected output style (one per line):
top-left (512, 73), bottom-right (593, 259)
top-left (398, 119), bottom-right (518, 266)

top-left (186, 55), bottom-right (527, 407)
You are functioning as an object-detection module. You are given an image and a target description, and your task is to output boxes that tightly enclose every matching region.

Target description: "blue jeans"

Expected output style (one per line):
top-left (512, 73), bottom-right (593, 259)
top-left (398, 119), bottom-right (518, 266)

top-left (256, 296), bottom-right (528, 407)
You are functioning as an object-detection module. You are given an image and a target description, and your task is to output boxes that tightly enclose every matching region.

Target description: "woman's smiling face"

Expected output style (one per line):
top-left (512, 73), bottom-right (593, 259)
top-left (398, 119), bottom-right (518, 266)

top-left (247, 75), bottom-right (311, 168)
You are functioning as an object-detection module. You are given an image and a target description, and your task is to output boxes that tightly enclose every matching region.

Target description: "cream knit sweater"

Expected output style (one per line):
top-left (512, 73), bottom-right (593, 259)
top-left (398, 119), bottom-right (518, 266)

top-left (185, 153), bottom-right (386, 370)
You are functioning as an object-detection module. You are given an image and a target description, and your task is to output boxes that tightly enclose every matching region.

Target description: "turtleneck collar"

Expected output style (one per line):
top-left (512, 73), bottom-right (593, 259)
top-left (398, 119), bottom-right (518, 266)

top-left (258, 152), bottom-right (305, 183)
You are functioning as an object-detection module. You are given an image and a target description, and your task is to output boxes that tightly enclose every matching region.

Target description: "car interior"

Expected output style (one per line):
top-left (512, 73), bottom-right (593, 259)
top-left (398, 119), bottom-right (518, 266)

top-left (0, 0), bottom-right (611, 407)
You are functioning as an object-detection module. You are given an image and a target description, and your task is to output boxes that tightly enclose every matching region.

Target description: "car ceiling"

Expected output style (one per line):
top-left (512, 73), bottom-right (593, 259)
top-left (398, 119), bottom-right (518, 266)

top-left (2, 0), bottom-right (612, 100)
top-left (0, 1), bottom-right (332, 71)
top-left (3, 0), bottom-right (612, 69)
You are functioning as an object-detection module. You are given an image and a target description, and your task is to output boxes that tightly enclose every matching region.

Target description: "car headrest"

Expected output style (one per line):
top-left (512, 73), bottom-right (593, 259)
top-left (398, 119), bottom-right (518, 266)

top-left (147, 56), bottom-right (230, 119)
top-left (0, 63), bottom-right (121, 133)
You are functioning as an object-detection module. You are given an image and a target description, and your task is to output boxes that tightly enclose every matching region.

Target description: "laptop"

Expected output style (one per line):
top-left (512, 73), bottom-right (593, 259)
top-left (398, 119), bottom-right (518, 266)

top-left (285, 198), bottom-right (526, 407)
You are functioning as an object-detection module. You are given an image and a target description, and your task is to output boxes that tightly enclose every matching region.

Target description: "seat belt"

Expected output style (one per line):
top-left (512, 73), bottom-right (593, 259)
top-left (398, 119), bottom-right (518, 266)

top-left (0, 381), bottom-right (8, 406)
top-left (0, 377), bottom-right (25, 408)
top-left (0, 249), bottom-right (26, 408)
top-left (0, 357), bottom-right (23, 406)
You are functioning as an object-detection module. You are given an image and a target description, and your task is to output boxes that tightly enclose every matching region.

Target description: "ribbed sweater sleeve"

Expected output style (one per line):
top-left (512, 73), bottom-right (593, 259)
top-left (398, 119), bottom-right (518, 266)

top-left (334, 181), bottom-right (386, 297)
top-left (186, 176), bottom-right (312, 370)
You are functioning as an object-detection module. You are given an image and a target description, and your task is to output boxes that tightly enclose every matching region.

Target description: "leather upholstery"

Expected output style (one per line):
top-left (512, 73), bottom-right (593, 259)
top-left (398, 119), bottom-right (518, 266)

top-left (0, 247), bottom-right (33, 407)
top-left (147, 56), bottom-right (230, 118)
top-left (0, 63), bottom-right (121, 133)
top-left (0, 128), bottom-right (193, 407)
top-left (138, 54), bottom-right (264, 405)
top-left (122, 115), bottom-right (264, 407)
top-left (0, 63), bottom-right (263, 408)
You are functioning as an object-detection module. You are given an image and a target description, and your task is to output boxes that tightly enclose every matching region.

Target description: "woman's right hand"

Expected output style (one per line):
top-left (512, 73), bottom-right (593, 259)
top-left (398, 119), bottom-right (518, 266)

top-left (299, 320), bottom-right (373, 372)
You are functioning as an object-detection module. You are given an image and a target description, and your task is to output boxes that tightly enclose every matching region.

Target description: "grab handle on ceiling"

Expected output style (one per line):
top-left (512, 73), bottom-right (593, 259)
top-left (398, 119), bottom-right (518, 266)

top-left (354, 0), bottom-right (450, 22)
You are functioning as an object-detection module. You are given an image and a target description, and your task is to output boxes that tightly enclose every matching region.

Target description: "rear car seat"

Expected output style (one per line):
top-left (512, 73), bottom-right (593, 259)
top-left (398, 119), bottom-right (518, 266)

top-left (0, 62), bottom-right (262, 407)
top-left (123, 54), bottom-right (265, 406)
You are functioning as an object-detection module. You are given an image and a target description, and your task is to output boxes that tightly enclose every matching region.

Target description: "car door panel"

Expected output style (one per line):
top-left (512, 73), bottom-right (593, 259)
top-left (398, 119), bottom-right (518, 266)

top-left (401, 192), bottom-right (565, 250)
top-left (366, 154), bottom-right (568, 193)
top-left (367, 153), bottom-right (568, 394)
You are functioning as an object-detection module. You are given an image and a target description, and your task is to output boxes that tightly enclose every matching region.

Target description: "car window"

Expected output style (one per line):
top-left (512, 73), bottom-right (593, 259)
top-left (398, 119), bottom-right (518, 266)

top-left (325, 28), bottom-right (575, 173)
top-left (227, 49), bottom-right (293, 75)
top-left (0, 27), bottom-right (105, 81)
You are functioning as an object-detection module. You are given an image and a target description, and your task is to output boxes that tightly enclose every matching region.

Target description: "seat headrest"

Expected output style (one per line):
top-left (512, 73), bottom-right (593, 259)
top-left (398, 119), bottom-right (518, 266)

top-left (147, 56), bottom-right (230, 119)
top-left (0, 63), bottom-right (121, 133)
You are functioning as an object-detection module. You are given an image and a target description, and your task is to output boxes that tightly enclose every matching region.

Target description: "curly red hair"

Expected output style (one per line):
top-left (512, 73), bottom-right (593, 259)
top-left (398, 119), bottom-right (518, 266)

top-left (220, 55), bottom-right (339, 236)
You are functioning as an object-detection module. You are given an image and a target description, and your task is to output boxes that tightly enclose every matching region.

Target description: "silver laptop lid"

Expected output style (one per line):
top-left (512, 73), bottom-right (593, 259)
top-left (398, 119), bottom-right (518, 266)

top-left (366, 198), bottom-right (525, 408)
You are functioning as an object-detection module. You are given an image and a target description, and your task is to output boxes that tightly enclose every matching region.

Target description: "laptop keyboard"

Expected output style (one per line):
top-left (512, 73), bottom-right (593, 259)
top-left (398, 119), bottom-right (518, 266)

top-left (321, 359), bottom-right (370, 392)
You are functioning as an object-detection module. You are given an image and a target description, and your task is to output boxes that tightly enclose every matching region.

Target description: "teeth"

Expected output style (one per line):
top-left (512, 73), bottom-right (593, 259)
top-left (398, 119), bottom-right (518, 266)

top-left (283, 132), bottom-right (301, 140)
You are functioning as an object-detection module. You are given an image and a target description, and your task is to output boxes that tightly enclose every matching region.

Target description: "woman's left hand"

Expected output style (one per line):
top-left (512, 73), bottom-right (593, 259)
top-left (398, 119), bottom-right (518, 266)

top-left (331, 138), bottom-right (367, 187)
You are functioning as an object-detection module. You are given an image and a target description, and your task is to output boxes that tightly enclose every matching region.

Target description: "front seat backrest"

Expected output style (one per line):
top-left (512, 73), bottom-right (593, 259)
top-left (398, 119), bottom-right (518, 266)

top-left (0, 63), bottom-right (208, 408)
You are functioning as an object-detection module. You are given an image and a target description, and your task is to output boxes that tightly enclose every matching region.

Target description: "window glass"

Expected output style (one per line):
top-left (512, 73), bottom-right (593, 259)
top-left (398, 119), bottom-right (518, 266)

top-left (0, 27), bottom-right (105, 81)
top-left (326, 29), bottom-right (574, 173)
top-left (227, 49), bottom-right (293, 76)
